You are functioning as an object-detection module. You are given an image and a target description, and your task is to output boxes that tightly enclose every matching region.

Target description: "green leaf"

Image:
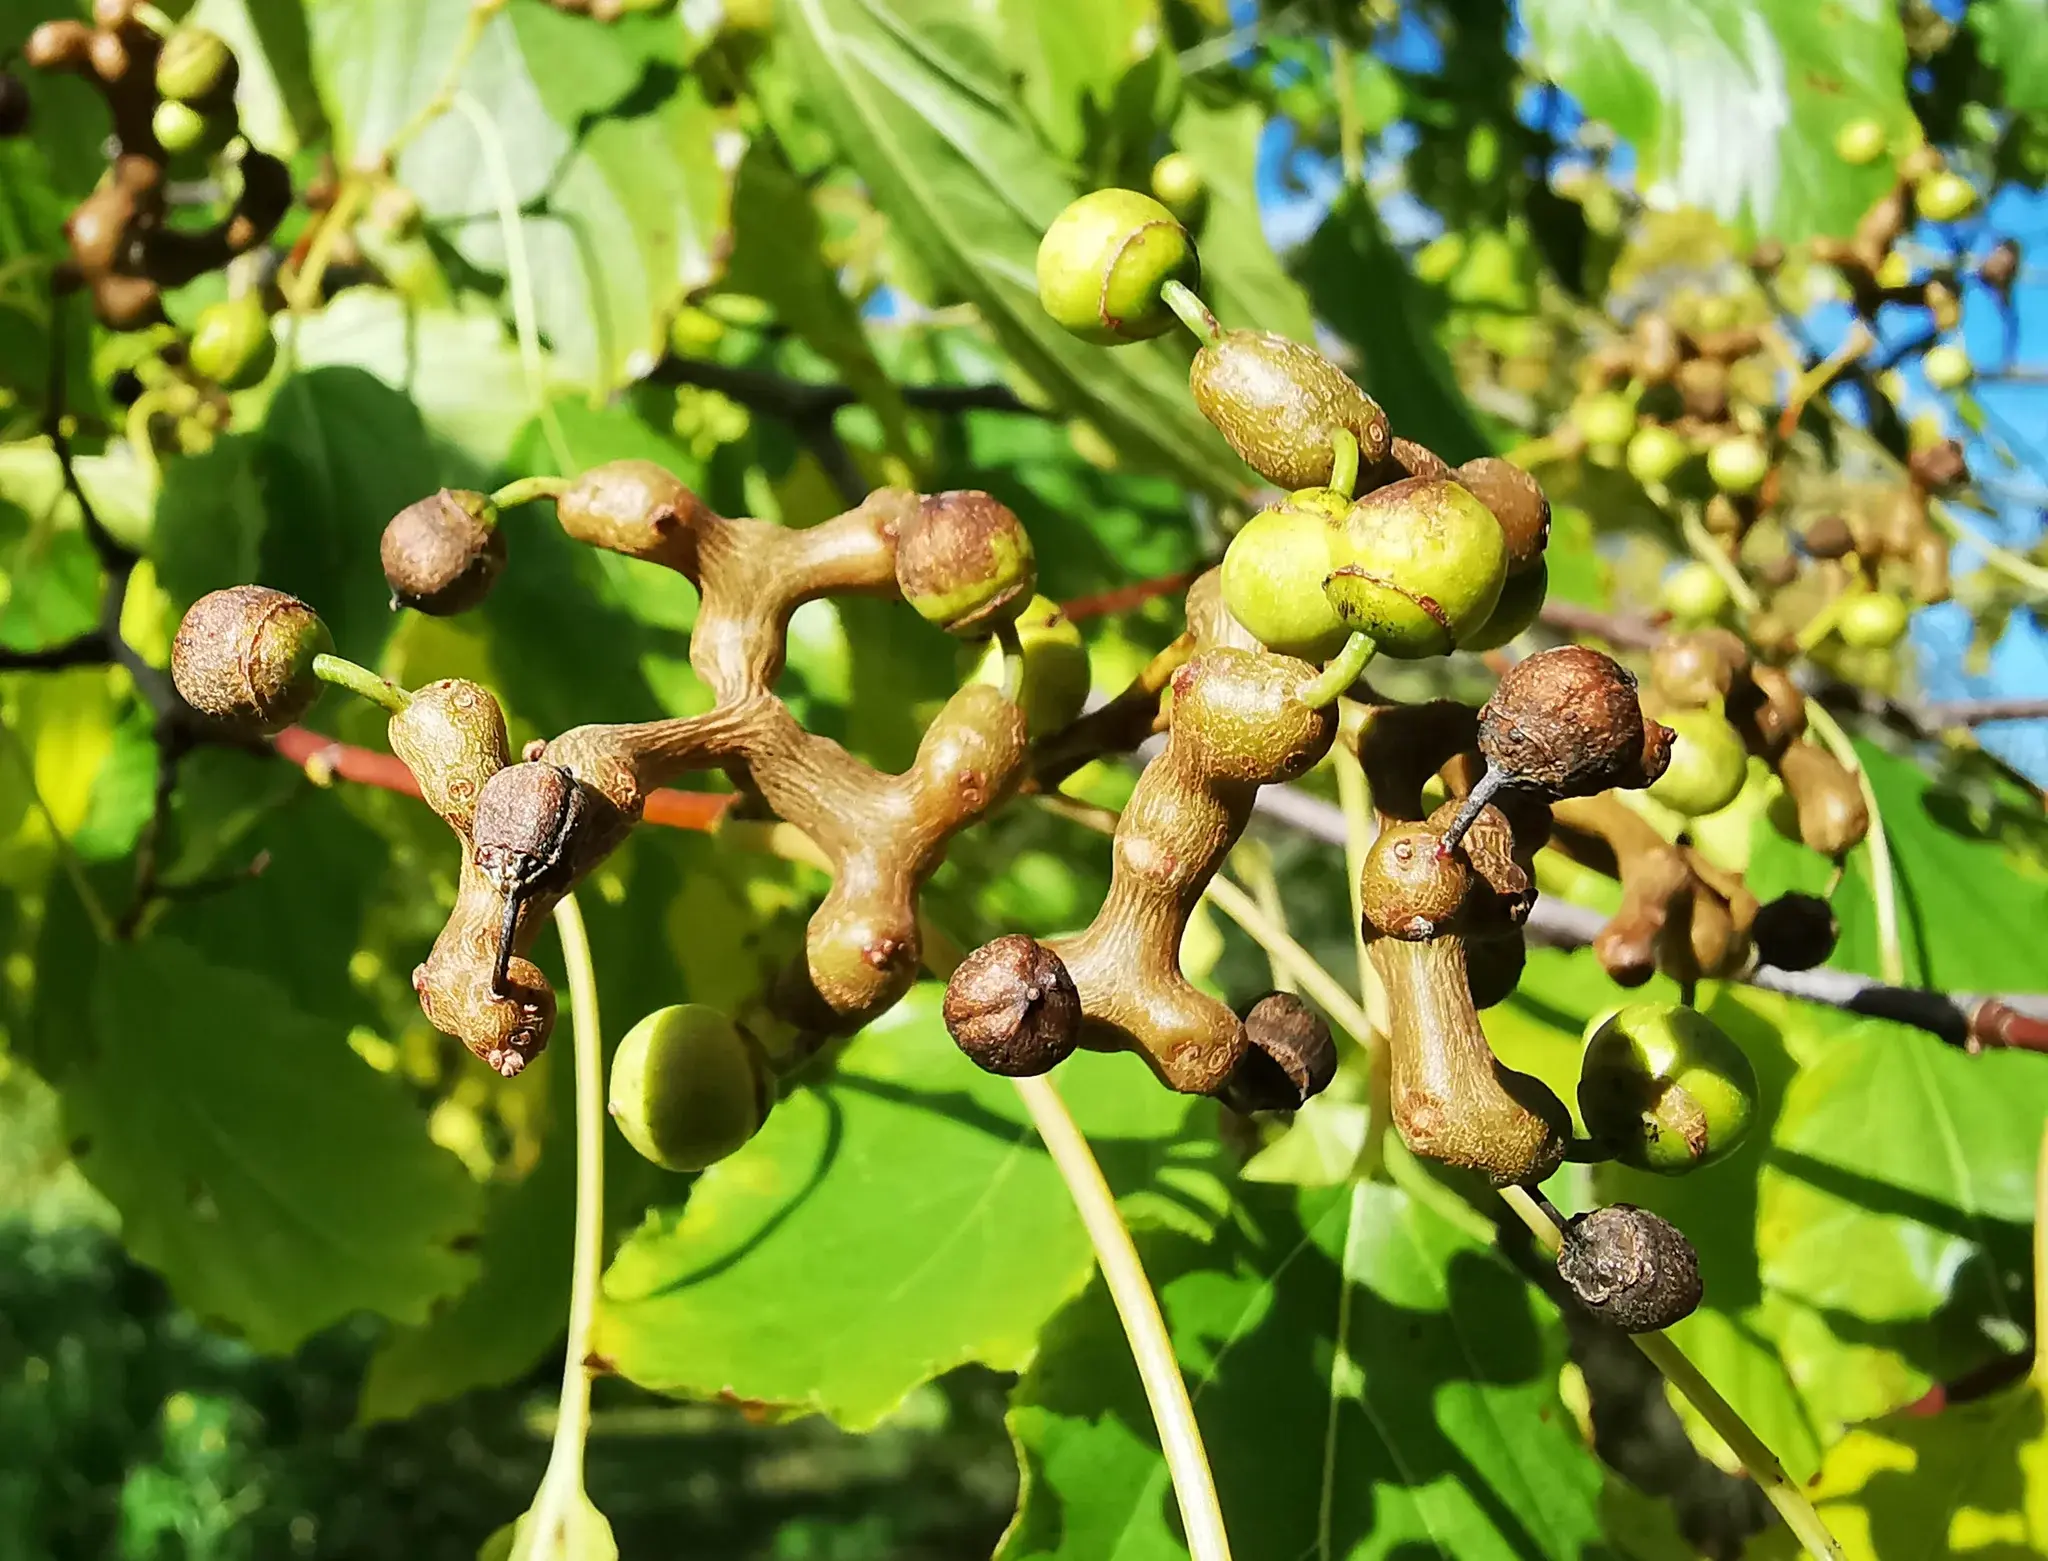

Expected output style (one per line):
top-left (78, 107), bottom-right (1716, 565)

top-left (150, 435), bottom-right (267, 617)
top-left (777, 0), bottom-right (1247, 496)
top-left (1001, 0), bottom-right (1160, 162)
top-left (1002, 1172), bottom-right (1608, 1560)
top-left (1173, 97), bottom-right (1317, 345)
top-left (1521, 0), bottom-right (1917, 243)
top-left (308, 0), bottom-right (732, 389)
top-left (1972, 0), bottom-right (2048, 115)
top-left (595, 983), bottom-right (1207, 1430)
top-left (61, 936), bottom-right (481, 1353)
top-left (1299, 190), bottom-right (1493, 464)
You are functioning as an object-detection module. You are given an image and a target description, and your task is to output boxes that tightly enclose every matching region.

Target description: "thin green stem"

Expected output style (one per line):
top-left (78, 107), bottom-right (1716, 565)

top-left (1160, 280), bottom-right (1223, 349)
top-left (1229, 839), bottom-right (1298, 995)
top-left (1802, 700), bottom-right (1903, 984)
top-left (450, 92), bottom-right (574, 473)
top-left (2034, 1115), bottom-right (2048, 1389)
top-left (521, 893), bottom-right (607, 1552)
top-left (1496, 1186), bottom-right (1844, 1561)
top-left (1328, 426), bottom-right (1360, 502)
top-left (1297, 632), bottom-right (1376, 710)
top-left (381, 0), bottom-right (507, 167)
top-left (1328, 37), bottom-right (1365, 189)
top-left (311, 653), bottom-right (411, 715)
top-left (491, 475), bottom-right (568, 511)
top-left (1792, 591), bottom-right (1852, 654)
top-left (1927, 496), bottom-right (2048, 599)
top-left (1671, 500), bottom-right (1762, 615)
top-left (995, 617), bottom-right (1027, 707)
top-left (1330, 714), bottom-right (1385, 1033)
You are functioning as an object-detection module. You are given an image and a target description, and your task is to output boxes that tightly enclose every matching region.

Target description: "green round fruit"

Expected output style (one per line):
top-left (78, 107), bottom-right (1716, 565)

top-left (1579, 1003), bottom-right (1757, 1174)
top-left (156, 25), bottom-right (237, 106)
top-left (968, 593), bottom-right (1092, 736)
top-left (1915, 171), bottom-right (1978, 223)
top-left (896, 490), bottom-right (1036, 636)
top-left (1646, 707), bottom-right (1749, 817)
top-left (151, 97), bottom-right (232, 159)
top-left (1149, 151), bottom-right (1206, 222)
top-left (1922, 343), bottom-right (1972, 391)
top-left (188, 294), bottom-right (276, 390)
top-left (1220, 494), bottom-right (1350, 660)
top-left (1322, 476), bottom-right (1507, 658)
top-left (1833, 117), bottom-right (1887, 167)
top-left (1836, 591), bottom-right (1910, 649)
top-left (1659, 561), bottom-right (1731, 623)
top-left (608, 1004), bottom-right (774, 1173)
top-left (1571, 392), bottom-right (1638, 450)
top-left (1036, 189), bottom-right (1198, 345)
top-left (1626, 424), bottom-right (1690, 487)
top-left (1706, 435), bottom-right (1769, 495)
top-left (1460, 559), bottom-right (1548, 652)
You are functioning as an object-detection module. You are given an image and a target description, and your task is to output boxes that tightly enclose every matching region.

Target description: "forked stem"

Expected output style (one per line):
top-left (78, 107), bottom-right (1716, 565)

top-left (1160, 280), bottom-right (1223, 349)
top-left (312, 653), bottom-right (411, 715)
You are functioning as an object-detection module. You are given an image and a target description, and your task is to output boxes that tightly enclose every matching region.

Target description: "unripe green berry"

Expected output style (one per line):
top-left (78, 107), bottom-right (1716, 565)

top-left (1837, 590), bottom-right (1910, 649)
top-left (1579, 1003), bottom-right (1757, 1174)
top-left (188, 294), bottom-right (276, 390)
top-left (1915, 171), bottom-right (1978, 223)
top-left (1659, 560), bottom-right (1731, 623)
top-left (1833, 117), bottom-right (1887, 167)
top-left (171, 585), bottom-right (331, 733)
top-left (1322, 476), bottom-right (1507, 658)
top-left (156, 26), bottom-right (237, 107)
top-left (152, 98), bottom-right (232, 159)
top-left (896, 490), bottom-right (1036, 636)
top-left (1460, 559), bottom-right (1547, 652)
top-left (1149, 151), bottom-right (1206, 222)
top-left (1646, 707), bottom-right (1749, 817)
top-left (1706, 434), bottom-right (1769, 495)
top-left (968, 594), bottom-right (1091, 736)
top-left (1922, 342), bottom-right (1972, 391)
top-left (1571, 392), bottom-right (1637, 450)
top-left (1219, 494), bottom-right (1349, 660)
top-left (608, 1004), bottom-right (775, 1173)
top-left (1036, 189), bottom-right (1198, 345)
top-left (1626, 424), bottom-right (1690, 486)
top-left (1189, 331), bottom-right (1391, 491)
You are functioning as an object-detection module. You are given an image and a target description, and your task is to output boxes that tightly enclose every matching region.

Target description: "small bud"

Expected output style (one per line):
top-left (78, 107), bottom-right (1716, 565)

top-left (1557, 1205), bottom-right (1703, 1333)
top-left (381, 489), bottom-right (506, 616)
top-left (943, 935), bottom-right (1082, 1077)
top-left (1705, 435), bottom-right (1769, 496)
top-left (0, 70), bottom-right (29, 139)
top-left (1218, 992), bottom-right (1336, 1113)
top-left (1478, 646), bottom-right (1673, 799)
top-left (1036, 188), bottom-right (1199, 345)
top-left (1837, 591), bottom-right (1911, 649)
top-left (1624, 424), bottom-right (1690, 487)
top-left (896, 490), bottom-right (1036, 636)
top-left (1922, 342), bottom-right (1972, 392)
top-left (1752, 893), bottom-right (1839, 972)
top-left (1569, 392), bottom-right (1637, 450)
top-left (187, 294), bottom-right (275, 390)
top-left (1149, 151), bottom-right (1206, 223)
top-left (1451, 457), bottom-right (1549, 575)
top-left (171, 585), bottom-right (331, 732)
top-left (608, 1004), bottom-right (775, 1172)
top-left (1658, 561), bottom-right (1730, 624)
top-left (152, 97), bottom-right (233, 159)
top-left (155, 26), bottom-right (238, 107)
top-left (1360, 823), bottom-right (1470, 940)
top-left (1914, 170), bottom-right (1978, 223)
top-left (1832, 117), bottom-right (1887, 167)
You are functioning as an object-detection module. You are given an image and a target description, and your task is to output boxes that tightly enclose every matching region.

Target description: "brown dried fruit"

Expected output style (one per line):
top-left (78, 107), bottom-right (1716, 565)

top-left (896, 490), bottom-right (1037, 636)
top-left (471, 762), bottom-right (590, 990)
top-left (1556, 1205), bottom-right (1703, 1332)
top-left (171, 585), bottom-right (331, 733)
top-left (1478, 646), bottom-right (1673, 797)
top-left (1907, 439), bottom-right (1967, 490)
top-left (1752, 892), bottom-right (1838, 973)
top-left (1452, 456), bottom-right (1550, 574)
top-left (380, 489), bottom-right (506, 615)
top-left (942, 935), bottom-right (1081, 1077)
top-left (1801, 513), bottom-right (1856, 560)
top-left (1217, 992), bottom-right (1336, 1113)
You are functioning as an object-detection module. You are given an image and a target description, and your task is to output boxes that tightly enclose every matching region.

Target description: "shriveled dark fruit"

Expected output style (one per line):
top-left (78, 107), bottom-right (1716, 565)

top-left (1425, 796), bottom-right (1532, 925)
top-left (607, 1005), bottom-right (775, 1172)
top-left (1464, 930), bottom-right (1526, 1010)
top-left (1478, 647), bottom-right (1674, 798)
top-left (1189, 330), bottom-right (1391, 491)
top-left (1981, 239), bottom-right (2021, 293)
top-left (896, 490), bottom-right (1036, 636)
top-left (1579, 1003), bottom-right (1757, 1174)
top-left (942, 935), bottom-right (1081, 1077)
top-left (381, 489), bottom-right (506, 615)
top-left (0, 70), bottom-right (29, 138)
top-left (1452, 456), bottom-right (1549, 574)
top-left (1557, 1205), bottom-right (1703, 1332)
top-left (1752, 892), bottom-right (1839, 972)
top-left (1219, 490), bottom-right (1349, 660)
top-left (1322, 476), bottom-right (1507, 658)
top-left (1036, 188), bottom-right (1198, 345)
top-left (1168, 647), bottom-right (1336, 785)
top-left (1361, 823), bottom-right (1471, 939)
top-left (1217, 992), bottom-right (1336, 1113)
top-left (471, 762), bottom-right (589, 990)
top-left (1460, 560), bottom-right (1547, 653)
top-left (1801, 513), bottom-right (1856, 559)
top-left (171, 585), bottom-right (331, 733)
top-left (1908, 439), bottom-right (1967, 490)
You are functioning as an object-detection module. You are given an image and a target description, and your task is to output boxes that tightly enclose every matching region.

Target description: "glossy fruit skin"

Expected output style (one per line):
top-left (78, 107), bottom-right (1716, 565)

top-left (1579, 1003), bottom-right (1757, 1174)
top-left (156, 26), bottom-right (237, 106)
top-left (1322, 476), bottom-right (1507, 658)
top-left (1646, 707), bottom-right (1750, 817)
top-left (152, 98), bottom-right (232, 159)
top-left (1833, 117), bottom-right (1887, 166)
top-left (188, 294), bottom-right (276, 390)
top-left (1705, 435), bottom-right (1769, 495)
top-left (1915, 171), bottom-right (1978, 223)
top-left (1571, 392), bottom-right (1637, 449)
top-left (1036, 189), bottom-right (1198, 345)
top-left (608, 1005), bottom-right (774, 1173)
top-left (1659, 560), bottom-right (1731, 623)
top-left (1626, 424), bottom-right (1690, 486)
top-left (1836, 591), bottom-right (1910, 649)
top-left (1219, 491), bottom-right (1350, 661)
top-left (968, 593), bottom-right (1091, 736)
top-left (1460, 559), bottom-right (1547, 652)
top-left (1922, 343), bottom-right (1972, 391)
top-left (1189, 331), bottom-right (1391, 491)
top-left (1149, 151), bottom-right (1205, 222)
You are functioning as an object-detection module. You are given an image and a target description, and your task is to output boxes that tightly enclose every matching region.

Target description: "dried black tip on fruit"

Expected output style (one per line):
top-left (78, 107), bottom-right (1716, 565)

top-left (1556, 1204), bottom-right (1703, 1333)
top-left (942, 934), bottom-right (1081, 1076)
top-left (1752, 893), bottom-right (1838, 973)
top-left (1218, 991), bottom-right (1336, 1113)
